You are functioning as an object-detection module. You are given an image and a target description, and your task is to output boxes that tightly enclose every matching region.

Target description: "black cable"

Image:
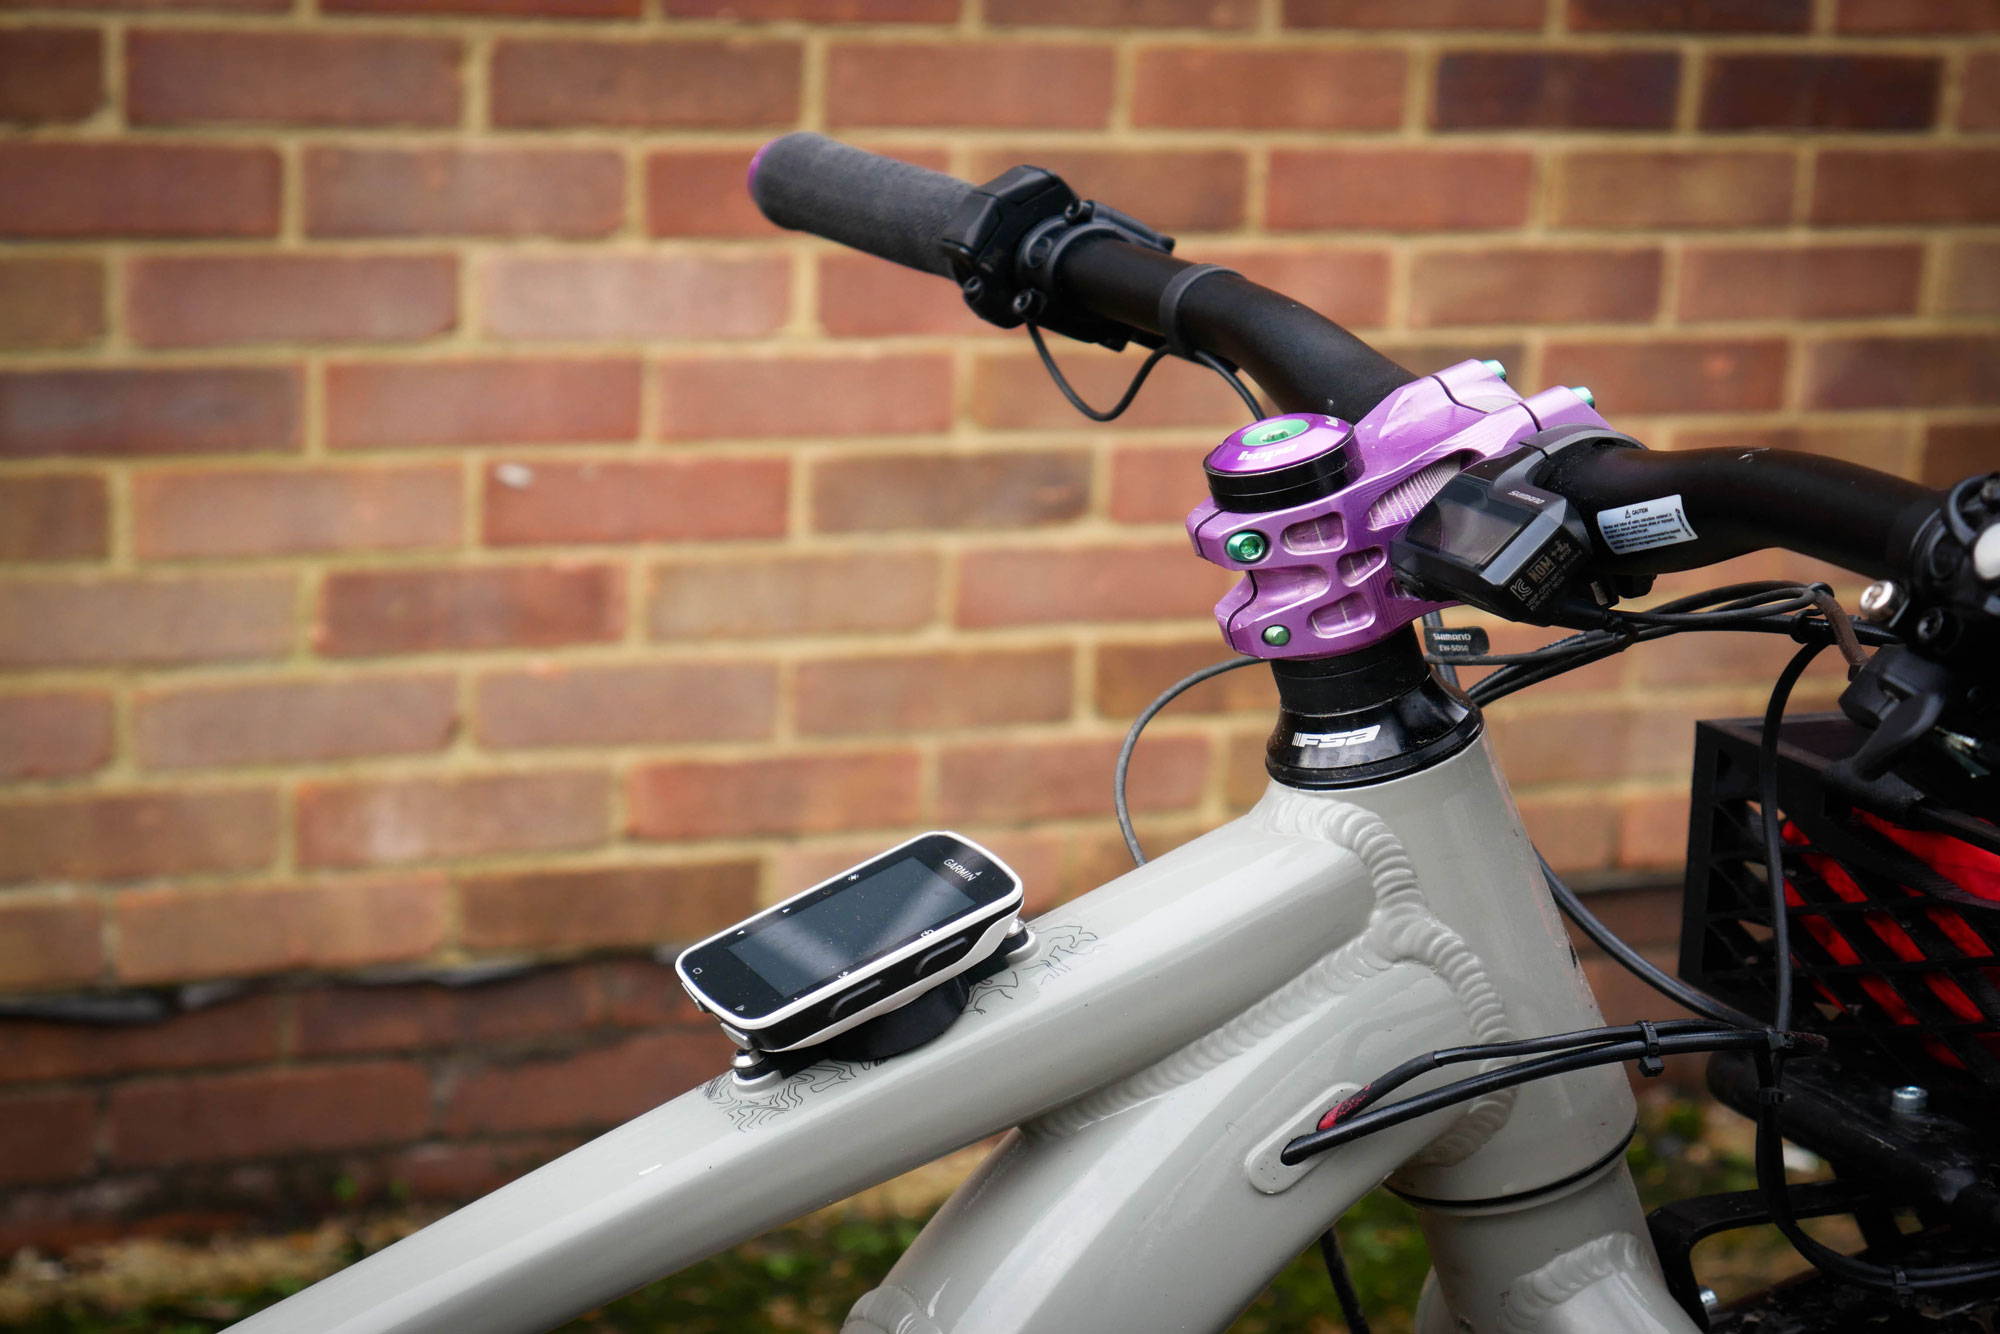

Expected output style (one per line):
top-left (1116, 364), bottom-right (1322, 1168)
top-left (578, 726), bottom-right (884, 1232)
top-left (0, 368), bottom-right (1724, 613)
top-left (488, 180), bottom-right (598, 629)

top-left (1761, 641), bottom-right (1824, 1033)
top-left (1027, 322), bottom-right (1170, 422)
top-left (1116, 655), bottom-right (1261, 866)
top-left (1283, 1029), bottom-right (1814, 1165)
top-left (1195, 348), bottom-right (1264, 420)
top-left (1317, 1229), bottom-right (1372, 1334)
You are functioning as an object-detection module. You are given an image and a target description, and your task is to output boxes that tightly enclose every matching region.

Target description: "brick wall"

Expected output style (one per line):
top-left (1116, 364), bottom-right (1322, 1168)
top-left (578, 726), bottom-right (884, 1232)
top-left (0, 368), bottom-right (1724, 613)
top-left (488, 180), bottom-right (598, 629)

top-left (0, 0), bottom-right (1995, 1242)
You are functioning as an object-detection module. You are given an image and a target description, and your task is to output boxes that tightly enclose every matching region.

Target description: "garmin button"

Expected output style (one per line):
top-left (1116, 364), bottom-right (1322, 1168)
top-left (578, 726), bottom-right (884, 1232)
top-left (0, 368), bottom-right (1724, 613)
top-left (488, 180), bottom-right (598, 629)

top-left (917, 938), bottom-right (972, 977)
top-left (828, 979), bottom-right (886, 1021)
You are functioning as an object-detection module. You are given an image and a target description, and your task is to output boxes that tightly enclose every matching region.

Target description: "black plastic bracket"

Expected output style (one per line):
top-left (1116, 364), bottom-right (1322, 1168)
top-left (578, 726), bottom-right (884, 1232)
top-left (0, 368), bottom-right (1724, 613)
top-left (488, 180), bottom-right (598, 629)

top-left (938, 165), bottom-right (1173, 351)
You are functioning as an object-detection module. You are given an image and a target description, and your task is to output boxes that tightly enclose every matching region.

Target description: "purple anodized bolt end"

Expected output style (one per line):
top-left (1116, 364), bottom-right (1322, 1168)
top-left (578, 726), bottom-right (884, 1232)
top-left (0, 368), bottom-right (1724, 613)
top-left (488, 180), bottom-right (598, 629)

top-left (1186, 360), bottom-right (1608, 660)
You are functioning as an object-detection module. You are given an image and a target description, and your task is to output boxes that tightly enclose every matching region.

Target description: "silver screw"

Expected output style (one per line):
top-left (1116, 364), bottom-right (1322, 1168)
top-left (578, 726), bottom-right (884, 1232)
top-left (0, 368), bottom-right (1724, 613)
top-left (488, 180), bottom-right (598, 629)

top-left (1891, 1084), bottom-right (1929, 1116)
top-left (1858, 580), bottom-right (1907, 625)
top-left (1699, 1287), bottom-right (1720, 1315)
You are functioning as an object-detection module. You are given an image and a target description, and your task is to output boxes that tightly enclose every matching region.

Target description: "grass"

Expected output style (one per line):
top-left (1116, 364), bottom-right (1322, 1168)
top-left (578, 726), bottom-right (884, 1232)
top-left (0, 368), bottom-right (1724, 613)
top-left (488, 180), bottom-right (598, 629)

top-left (1, 1094), bottom-right (1805, 1333)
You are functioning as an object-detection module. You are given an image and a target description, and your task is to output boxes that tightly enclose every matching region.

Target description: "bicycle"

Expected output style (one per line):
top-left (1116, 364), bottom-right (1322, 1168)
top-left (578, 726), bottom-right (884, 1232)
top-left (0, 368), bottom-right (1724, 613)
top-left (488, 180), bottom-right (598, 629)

top-left (230, 134), bottom-right (2000, 1334)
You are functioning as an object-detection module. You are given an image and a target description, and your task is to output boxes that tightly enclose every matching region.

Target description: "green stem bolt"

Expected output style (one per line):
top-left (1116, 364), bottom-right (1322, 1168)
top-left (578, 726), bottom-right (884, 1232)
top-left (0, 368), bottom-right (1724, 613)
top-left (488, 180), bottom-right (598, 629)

top-left (1480, 358), bottom-right (1508, 381)
top-left (1224, 530), bottom-right (1269, 563)
top-left (1261, 625), bottom-right (1291, 647)
top-left (1568, 385), bottom-right (1595, 407)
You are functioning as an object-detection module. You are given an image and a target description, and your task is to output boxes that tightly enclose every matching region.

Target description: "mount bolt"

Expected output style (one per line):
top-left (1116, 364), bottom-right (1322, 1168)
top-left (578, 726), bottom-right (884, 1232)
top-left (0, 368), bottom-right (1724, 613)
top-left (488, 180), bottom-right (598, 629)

top-left (1567, 385), bottom-right (1596, 407)
top-left (1480, 358), bottom-right (1508, 381)
top-left (1225, 531), bottom-right (1269, 563)
top-left (1858, 580), bottom-right (1907, 624)
top-left (1262, 625), bottom-right (1292, 647)
top-left (1891, 1084), bottom-right (1929, 1116)
top-left (1698, 1288), bottom-right (1720, 1315)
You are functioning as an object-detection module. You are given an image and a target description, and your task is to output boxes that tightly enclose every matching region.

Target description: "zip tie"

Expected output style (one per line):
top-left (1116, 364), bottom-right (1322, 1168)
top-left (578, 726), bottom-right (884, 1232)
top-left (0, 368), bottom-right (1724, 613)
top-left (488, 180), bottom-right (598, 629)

top-left (1155, 263), bottom-right (1237, 362)
top-left (1637, 1020), bottom-right (1666, 1078)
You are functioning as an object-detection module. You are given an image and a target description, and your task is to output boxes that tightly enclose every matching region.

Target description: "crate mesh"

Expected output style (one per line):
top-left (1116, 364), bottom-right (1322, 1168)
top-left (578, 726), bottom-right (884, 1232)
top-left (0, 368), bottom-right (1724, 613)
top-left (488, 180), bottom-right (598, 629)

top-left (1680, 715), bottom-right (2000, 1097)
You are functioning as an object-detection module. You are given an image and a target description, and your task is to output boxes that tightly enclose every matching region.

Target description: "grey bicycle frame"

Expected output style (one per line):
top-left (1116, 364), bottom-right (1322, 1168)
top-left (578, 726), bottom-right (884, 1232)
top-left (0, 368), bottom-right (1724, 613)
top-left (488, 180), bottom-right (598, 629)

top-left (233, 733), bottom-right (1701, 1333)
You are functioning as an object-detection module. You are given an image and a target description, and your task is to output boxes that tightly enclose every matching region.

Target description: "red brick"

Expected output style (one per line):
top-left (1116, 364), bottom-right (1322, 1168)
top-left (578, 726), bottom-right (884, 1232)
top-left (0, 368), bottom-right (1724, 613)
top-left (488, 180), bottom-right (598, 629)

top-left (661, 351), bottom-right (951, 441)
top-left (646, 147), bottom-right (779, 239)
top-left (827, 41), bottom-right (1114, 129)
top-left (328, 0), bottom-right (637, 12)
top-left (958, 542), bottom-right (1229, 628)
top-left (1094, 639), bottom-right (1273, 718)
top-left (1922, 422), bottom-right (1999, 488)
top-left (1946, 241), bottom-right (2000, 315)
top-left (109, 1063), bottom-right (430, 1167)
top-left (482, 254), bottom-right (788, 342)
top-left (128, 30), bottom-right (459, 127)
top-left (649, 552), bottom-right (938, 640)
top-left (1410, 246), bottom-right (1662, 327)
top-left (1133, 47), bottom-right (1404, 130)
top-left (0, 574), bottom-right (294, 668)
top-left (0, 788), bottom-right (278, 885)
top-left (1197, 247), bottom-right (1392, 330)
top-left (0, 474), bottom-right (107, 560)
top-left (968, 146), bottom-right (1248, 232)
top-left (1542, 338), bottom-right (1788, 415)
top-left (1268, 148), bottom-right (1534, 231)
top-left (293, 969), bottom-right (603, 1057)
top-left (299, 771), bottom-right (609, 869)
top-left (1287, 0), bottom-right (1542, 24)
top-left (1517, 794), bottom-right (1619, 875)
top-left (795, 647), bottom-right (1073, 736)
top-left (316, 564), bottom-right (624, 657)
top-left (938, 735), bottom-right (1208, 823)
top-left (443, 1030), bottom-right (724, 1134)
top-left (595, 956), bottom-right (707, 1027)
top-left (970, 347), bottom-right (1255, 431)
top-left (474, 660), bottom-right (778, 748)
top-left (1554, 150), bottom-right (1794, 229)
top-left (128, 254), bottom-right (456, 349)
top-left (817, 253), bottom-right (992, 338)
top-left (134, 675), bottom-right (457, 770)
top-left (0, 29), bottom-right (101, 124)
top-left (460, 861), bottom-right (761, 952)
top-left (0, 895), bottom-right (102, 992)
top-left (0, 143), bottom-right (278, 239)
top-left (1701, 54), bottom-right (1938, 133)
top-left (668, 0), bottom-right (954, 16)
top-left (0, 692), bottom-right (112, 781)
top-left (0, 995), bottom-right (283, 1085)
top-left (1490, 705), bottom-right (1643, 787)
top-left (1678, 244), bottom-right (1923, 322)
top-left (0, 1092), bottom-right (95, 1185)
top-left (0, 366), bottom-right (300, 459)
top-left (134, 464), bottom-right (461, 559)
top-left (1567, 0), bottom-right (1808, 29)
top-left (1107, 441), bottom-right (1210, 524)
top-left (1434, 51), bottom-right (1679, 131)
top-left (0, 258), bottom-right (103, 350)
top-left (1374, 336), bottom-right (1525, 381)
top-left (993, 0), bottom-right (1251, 20)
top-left (114, 876), bottom-right (450, 982)
top-left (305, 147), bottom-right (624, 239)
top-left (1806, 336), bottom-right (2000, 410)
top-left (1836, 0), bottom-right (1999, 32)
top-left (1812, 149), bottom-right (2000, 226)
top-left (1961, 54), bottom-right (2000, 131)
top-left (326, 359), bottom-right (639, 450)
top-left (0, 0), bottom-right (284, 8)
top-left (811, 450), bottom-right (1089, 533)
top-left (629, 750), bottom-right (921, 839)
top-left (491, 38), bottom-right (799, 128)
top-left (1623, 785), bottom-right (1702, 868)
top-left (483, 457), bottom-right (786, 547)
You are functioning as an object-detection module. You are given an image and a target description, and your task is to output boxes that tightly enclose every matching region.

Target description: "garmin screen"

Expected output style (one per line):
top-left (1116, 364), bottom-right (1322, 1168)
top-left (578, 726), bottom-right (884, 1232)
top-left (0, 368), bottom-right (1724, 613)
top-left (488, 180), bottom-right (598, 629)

top-left (725, 857), bottom-right (976, 998)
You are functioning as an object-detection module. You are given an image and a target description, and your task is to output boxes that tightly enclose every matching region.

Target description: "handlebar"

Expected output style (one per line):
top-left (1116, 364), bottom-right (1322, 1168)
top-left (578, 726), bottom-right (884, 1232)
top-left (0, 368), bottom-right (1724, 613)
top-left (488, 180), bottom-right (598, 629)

top-left (749, 132), bottom-right (1967, 599)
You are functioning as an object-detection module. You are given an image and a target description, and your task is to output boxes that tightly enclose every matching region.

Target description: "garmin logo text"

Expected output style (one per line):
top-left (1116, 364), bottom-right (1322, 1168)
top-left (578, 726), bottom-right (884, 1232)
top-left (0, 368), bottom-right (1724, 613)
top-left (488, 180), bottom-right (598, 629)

top-left (1293, 725), bottom-right (1382, 750)
top-left (943, 859), bottom-right (980, 881)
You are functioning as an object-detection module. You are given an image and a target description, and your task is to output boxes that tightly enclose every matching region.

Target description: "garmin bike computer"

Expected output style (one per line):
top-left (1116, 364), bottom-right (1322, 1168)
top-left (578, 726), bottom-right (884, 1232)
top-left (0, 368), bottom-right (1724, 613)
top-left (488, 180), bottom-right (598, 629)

top-left (676, 831), bottom-right (1026, 1056)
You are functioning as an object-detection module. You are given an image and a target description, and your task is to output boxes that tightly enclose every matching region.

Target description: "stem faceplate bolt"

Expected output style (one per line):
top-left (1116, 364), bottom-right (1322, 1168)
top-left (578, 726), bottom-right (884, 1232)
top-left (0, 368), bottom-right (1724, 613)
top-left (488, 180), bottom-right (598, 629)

top-left (1261, 625), bottom-right (1292, 647)
top-left (1225, 531), bottom-right (1269, 563)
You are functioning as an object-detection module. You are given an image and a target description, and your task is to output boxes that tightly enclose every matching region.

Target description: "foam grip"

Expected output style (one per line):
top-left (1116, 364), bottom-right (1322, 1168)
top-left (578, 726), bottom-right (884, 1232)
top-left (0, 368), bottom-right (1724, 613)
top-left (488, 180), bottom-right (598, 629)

top-left (749, 133), bottom-right (974, 278)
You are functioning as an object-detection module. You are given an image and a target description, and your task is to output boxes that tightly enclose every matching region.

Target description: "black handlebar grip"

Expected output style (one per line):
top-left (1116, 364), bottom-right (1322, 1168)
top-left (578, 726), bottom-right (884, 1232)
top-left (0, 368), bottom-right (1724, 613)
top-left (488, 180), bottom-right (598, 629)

top-left (750, 132), bottom-right (974, 279)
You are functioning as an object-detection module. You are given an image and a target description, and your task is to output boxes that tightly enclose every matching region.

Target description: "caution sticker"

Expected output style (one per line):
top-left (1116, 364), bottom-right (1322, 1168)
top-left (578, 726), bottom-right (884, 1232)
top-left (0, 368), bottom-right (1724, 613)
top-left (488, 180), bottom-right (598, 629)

top-left (1596, 494), bottom-right (1696, 554)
